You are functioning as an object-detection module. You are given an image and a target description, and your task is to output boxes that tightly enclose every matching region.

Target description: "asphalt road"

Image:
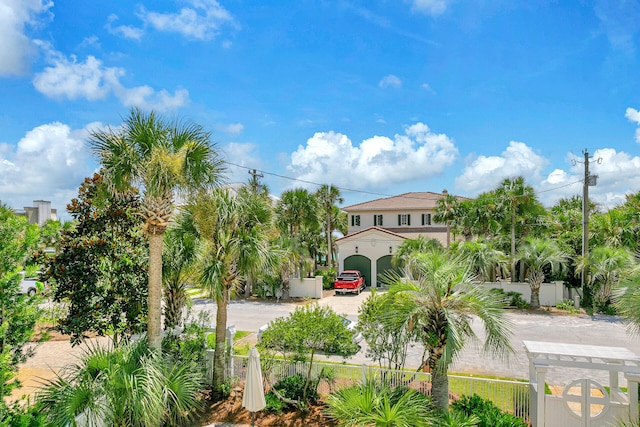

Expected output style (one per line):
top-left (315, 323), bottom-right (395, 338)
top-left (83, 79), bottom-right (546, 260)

top-left (192, 288), bottom-right (640, 386)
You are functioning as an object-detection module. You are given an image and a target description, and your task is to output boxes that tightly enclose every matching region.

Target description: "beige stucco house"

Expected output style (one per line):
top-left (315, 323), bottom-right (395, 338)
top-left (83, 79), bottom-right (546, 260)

top-left (335, 191), bottom-right (466, 288)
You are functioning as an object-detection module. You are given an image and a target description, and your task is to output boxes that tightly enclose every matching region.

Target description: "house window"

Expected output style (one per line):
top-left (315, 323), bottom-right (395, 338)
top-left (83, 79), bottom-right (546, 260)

top-left (422, 213), bottom-right (431, 226)
top-left (397, 214), bottom-right (411, 226)
top-left (351, 215), bottom-right (361, 227)
top-left (373, 214), bottom-right (383, 226)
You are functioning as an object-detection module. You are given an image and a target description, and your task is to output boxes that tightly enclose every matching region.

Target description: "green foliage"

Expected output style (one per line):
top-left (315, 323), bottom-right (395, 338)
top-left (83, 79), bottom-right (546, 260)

top-left (44, 173), bottom-right (148, 345)
top-left (451, 394), bottom-right (527, 427)
top-left (325, 381), bottom-right (435, 427)
top-left (274, 374), bottom-right (318, 402)
top-left (254, 274), bottom-right (282, 299)
top-left (314, 268), bottom-right (336, 290)
top-left (38, 339), bottom-right (204, 427)
top-left (556, 299), bottom-right (580, 314)
top-left (357, 290), bottom-right (416, 370)
top-left (505, 291), bottom-right (528, 309)
top-left (264, 391), bottom-right (286, 413)
top-left (0, 401), bottom-right (48, 427)
top-left (162, 310), bottom-right (210, 377)
top-left (0, 204), bottom-right (40, 401)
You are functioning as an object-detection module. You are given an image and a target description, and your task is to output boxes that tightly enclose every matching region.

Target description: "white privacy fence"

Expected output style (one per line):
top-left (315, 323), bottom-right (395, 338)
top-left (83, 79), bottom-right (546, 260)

top-left (209, 352), bottom-right (530, 423)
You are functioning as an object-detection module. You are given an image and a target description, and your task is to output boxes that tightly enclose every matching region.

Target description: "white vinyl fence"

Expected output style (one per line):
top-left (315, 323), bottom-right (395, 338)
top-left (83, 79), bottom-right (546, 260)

top-left (207, 352), bottom-right (530, 423)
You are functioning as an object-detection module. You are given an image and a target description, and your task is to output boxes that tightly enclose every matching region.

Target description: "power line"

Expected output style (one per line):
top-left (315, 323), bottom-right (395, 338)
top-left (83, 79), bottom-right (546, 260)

top-left (224, 160), bottom-right (588, 203)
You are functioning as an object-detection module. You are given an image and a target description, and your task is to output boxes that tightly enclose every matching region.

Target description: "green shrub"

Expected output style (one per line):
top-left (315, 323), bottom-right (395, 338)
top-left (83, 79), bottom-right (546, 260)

top-left (556, 299), bottom-right (579, 314)
top-left (505, 291), bottom-right (528, 309)
top-left (452, 394), bottom-right (527, 427)
top-left (273, 374), bottom-right (318, 402)
top-left (314, 269), bottom-right (336, 290)
top-left (264, 392), bottom-right (286, 413)
top-left (0, 402), bottom-right (48, 427)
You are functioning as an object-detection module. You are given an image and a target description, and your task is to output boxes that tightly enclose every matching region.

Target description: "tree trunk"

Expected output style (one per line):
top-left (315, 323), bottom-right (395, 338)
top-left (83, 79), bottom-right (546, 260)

top-left (244, 276), bottom-right (253, 298)
top-left (529, 270), bottom-right (544, 308)
top-left (431, 363), bottom-right (449, 413)
top-left (147, 232), bottom-right (164, 351)
top-left (445, 222), bottom-right (451, 248)
top-left (327, 213), bottom-right (333, 269)
top-left (212, 289), bottom-right (229, 390)
top-left (510, 212), bottom-right (516, 281)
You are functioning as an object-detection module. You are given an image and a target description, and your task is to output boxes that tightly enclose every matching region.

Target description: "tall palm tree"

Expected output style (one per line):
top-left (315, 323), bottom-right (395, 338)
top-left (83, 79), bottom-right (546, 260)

top-left (516, 238), bottom-right (568, 308)
top-left (456, 240), bottom-right (508, 282)
top-left (434, 192), bottom-right (459, 248)
top-left (316, 184), bottom-right (343, 268)
top-left (392, 236), bottom-right (443, 274)
top-left (496, 177), bottom-right (542, 281)
top-left (382, 249), bottom-right (513, 412)
top-left (616, 274), bottom-right (640, 335)
top-left (185, 189), bottom-right (274, 390)
top-left (89, 108), bottom-right (223, 350)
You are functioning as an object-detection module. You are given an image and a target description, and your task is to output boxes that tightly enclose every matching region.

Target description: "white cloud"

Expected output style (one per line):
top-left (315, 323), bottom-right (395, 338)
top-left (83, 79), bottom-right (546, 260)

top-left (221, 142), bottom-right (262, 182)
top-left (379, 74), bottom-right (402, 88)
top-left (410, 0), bottom-right (452, 16)
top-left (0, 0), bottom-right (52, 76)
top-left (0, 121), bottom-right (95, 216)
top-left (216, 122), bottom-right (244, 135)
top-left (286, 122), bottom-right (458, 189)
top-left (455, 141), bottom-right (547, 194)
top-left (105, 14), bottom-right (144, 40)
top-left (139, 0), bottom-right (236, 41)
top-left (32, 47), bottom-right (189, 111)
top-left (421, 83), bottom-right (435, 94)
top-left (625, 107), bottom-right (640, 143)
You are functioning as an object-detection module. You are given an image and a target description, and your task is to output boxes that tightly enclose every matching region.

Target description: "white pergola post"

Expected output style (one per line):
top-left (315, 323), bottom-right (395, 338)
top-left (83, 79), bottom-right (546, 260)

top-left (532, 365), bottom-right (548, 427)
top-left (624, 373), bottom-right (640, 423)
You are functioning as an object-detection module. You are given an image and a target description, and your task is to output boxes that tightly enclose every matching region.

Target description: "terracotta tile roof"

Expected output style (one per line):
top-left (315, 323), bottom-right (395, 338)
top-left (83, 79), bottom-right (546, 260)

top-left (342, 192), bottom-right (467, 211)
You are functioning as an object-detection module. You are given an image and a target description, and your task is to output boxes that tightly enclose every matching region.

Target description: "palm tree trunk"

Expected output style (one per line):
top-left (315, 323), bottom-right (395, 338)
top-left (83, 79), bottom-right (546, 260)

top-left (327, 213), bottom-right (333, 268)
top-left (446, 222), bottom-right (451, 248)
top-left (510, 212), bottom-right (516, 281)
top-left (212, 290), bottom-right (229, 390)
top-left (529, 270), bottom-right (544, 308)
top-left (431, 362), bottom-right (449, 413)
top-left (148, 232), bottom-right (164, 350)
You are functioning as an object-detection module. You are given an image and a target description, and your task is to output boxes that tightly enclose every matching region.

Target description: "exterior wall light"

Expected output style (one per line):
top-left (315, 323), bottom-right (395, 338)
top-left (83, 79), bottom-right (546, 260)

top-left (355, 246), bottom-right (358, 254)
top-left (389, 246), bottom-right (392, 254)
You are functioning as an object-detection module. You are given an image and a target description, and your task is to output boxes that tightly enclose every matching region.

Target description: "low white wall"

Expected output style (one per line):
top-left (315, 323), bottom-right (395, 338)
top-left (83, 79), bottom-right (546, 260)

top-left (288, 276), bottom-right (323, 299)
top-left (481, 281), bottom-right (565, 306)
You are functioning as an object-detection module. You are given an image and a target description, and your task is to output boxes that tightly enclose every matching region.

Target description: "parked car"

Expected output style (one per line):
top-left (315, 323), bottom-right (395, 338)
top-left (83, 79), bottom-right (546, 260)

top-left (19, 273), bottom-right (41, 296)
top-left (334, 270), bottom-right (366, 295)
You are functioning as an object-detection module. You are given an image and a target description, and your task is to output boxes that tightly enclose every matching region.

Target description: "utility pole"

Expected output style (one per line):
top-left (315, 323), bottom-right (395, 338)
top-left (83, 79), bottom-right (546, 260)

top-left (575, 150), bottom-right (600, 290)
top-left (248, 168), bottom-right (264, 193)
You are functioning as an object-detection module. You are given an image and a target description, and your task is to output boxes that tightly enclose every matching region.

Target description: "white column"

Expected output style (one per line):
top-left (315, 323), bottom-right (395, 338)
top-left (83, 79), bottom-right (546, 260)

top-left (534, 366), bottom-right (549, 427)
top-left (624, 373), bottom-right (640, 423)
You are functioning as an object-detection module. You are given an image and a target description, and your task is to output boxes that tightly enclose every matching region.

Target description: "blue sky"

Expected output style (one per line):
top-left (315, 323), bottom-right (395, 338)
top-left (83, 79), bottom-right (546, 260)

top-left (2, 0), bottom-right (640, 219)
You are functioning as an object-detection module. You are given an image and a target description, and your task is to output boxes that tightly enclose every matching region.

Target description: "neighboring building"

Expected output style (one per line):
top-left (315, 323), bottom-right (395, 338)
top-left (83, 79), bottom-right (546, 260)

top-left (15, 200), bottom-right (58, 226)
top-left (335, 191), bottom-right (467, 287)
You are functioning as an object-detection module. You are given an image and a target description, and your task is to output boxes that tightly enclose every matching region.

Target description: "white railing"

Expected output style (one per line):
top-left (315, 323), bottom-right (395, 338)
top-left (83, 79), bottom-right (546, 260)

top-left (212, 353), bottom-right (530, 422)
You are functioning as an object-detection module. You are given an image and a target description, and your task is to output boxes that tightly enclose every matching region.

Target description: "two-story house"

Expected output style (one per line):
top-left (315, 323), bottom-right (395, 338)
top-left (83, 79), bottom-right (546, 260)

top-left (335, 191), bottom-right (466, 287)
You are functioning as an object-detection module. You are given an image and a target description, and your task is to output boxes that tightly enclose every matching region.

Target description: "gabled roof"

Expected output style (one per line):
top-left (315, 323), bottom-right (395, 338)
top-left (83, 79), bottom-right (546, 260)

top-left (335, 226), bottom-right (407, 243)
top-left (342, 191), bottom-right (467, 212)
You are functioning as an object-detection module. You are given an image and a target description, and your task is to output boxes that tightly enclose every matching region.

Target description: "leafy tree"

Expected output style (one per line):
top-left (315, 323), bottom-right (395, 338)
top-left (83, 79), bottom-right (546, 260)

top-left (392, 236), bottom-right (443, 273)
top-left (515, 238), bottom-right (568, 308)
top-left (44, 173), bottom-right (148, 344)
top-left (183, 188), bottom-right (274, 391)
top-left (616, 274), bottom-right (640, 335)
top-left (37, 339), bottom-right (203, 427)
top-left (316, 184), bottom-right (343, 268)
top-left (258, 304), bottom-right (358, 402)
top-left (89, 108), bottom-right (223, 350)
top-left (382, 250), bottom-right (513, 413)
top-left (357, 291), bottom-right (416, 370)
top-left (0, 203), bottom-right (40, 402)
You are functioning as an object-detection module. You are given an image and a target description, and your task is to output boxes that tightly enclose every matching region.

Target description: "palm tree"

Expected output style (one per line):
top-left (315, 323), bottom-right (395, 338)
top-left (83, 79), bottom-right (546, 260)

top-left (516, 238), bottom-right (568, 308)
top-left (434, 191), bottom-right (459, 248)
top-left (90, 108), bottom-right (223, 350)
top-left (576, 245), bottom-right (636, 312)
top-left (616, 274), bottom-right (640, 336)
top-left (316, 184), bottom-right (343, 268)
top-left (392, 236), bottom-right (443, 274)
top-left (382, 249), bottom-right (513, 412)
top-left (495, 177), bottom-right (544, 281)
top-left (37, 339), bottom-right (203, 426)
top-left (162, 219), bottom-right (198, 330)
top-left (456, 240), bottom-right (508, 282)
top-left (325, 380), bottom-right (436, 427)
top-left (184, 188), bottom-right (274, 390)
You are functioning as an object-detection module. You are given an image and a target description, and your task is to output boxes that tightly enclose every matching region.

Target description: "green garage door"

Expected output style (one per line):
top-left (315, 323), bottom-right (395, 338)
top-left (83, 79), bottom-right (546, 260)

top-left (344, 255), bottom-right (371, 287)
top-left (376, 255), bottom-right (400, 287)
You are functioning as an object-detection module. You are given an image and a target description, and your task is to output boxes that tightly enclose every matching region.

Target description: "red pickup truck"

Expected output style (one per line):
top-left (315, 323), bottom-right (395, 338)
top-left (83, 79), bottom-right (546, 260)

top-left (334, 270), bottom-right (365, 295)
